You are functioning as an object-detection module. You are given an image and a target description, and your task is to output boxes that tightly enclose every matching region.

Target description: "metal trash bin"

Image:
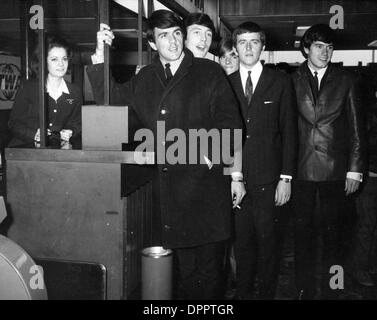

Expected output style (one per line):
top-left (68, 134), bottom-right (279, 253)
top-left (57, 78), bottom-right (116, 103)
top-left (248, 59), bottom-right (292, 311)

top-left (141, 246), bottom-right (173, 300)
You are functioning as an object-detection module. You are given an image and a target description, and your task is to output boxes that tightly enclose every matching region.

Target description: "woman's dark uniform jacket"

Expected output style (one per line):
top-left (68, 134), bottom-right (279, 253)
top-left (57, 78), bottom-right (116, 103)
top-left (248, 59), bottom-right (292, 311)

top-left (86, 49), bottom-right (243, 249)
top-left (292, 63), bottom-right (365, 180)
top-left (8, 79), bottom-right (82, 147)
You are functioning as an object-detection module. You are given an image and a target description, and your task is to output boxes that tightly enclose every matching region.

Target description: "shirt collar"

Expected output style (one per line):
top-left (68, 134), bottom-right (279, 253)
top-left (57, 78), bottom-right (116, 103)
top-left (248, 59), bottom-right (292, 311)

top-left (160, 52), bottom-right (185, 76)
top-left (307, 63), bottom-right (328, 78)
top-left (239, 61), bottom-right (263, 79)
top-left (239, 61), bottom-right (263, 94)
top-left (46, 78), bottom-right (70, 101)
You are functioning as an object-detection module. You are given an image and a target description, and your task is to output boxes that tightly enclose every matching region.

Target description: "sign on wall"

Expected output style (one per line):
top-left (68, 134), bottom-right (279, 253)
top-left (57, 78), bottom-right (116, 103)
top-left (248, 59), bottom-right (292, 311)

top-left (0, 55), bottom-right (21, 110)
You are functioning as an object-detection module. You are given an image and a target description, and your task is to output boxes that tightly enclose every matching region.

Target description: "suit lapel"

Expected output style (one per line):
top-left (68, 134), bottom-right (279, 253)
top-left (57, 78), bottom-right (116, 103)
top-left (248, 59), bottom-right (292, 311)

top-left (249, 68), bottom-right (273, 105)
top-left (297, 63), bottom-right (316, 105)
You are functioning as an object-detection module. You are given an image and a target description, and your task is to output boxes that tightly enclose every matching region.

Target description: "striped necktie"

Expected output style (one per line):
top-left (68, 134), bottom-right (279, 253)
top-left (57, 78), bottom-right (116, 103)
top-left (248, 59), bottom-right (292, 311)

top-left (245, 70), bottom-right (253, 105)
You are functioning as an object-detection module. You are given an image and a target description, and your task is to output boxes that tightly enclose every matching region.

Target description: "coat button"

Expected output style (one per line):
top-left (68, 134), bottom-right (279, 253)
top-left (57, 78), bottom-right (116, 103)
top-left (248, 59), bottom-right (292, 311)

top-left (162, 167), bottom-right (168, 172)
top-left (246, 135), bottom-right (250, 139)
top-left (49, 123), bottom-right (53, 127)
top-left (164, 224), bottom-right (171, 230)
top-left (161, 109), bottom-right (166, 115)
top-left (53, 109), bottom-right (57, 113)
top-left (247, 118), bottom-right (251, 123)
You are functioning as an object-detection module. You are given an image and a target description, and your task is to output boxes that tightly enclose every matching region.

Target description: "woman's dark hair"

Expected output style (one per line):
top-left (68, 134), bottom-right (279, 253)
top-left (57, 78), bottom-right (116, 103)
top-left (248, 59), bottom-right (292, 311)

top-left (29, 34), bottom-right (72, 78)
top-left (184, 13), bottom-right (215, 37)
top-left (218, 38), bottom-right (234, 58)
top-left (45, 35), bottom-right (72, 59)
top-left (300, 24), bottom-right (336, 58)
top-left (146, 9), bottom-right (186, 43)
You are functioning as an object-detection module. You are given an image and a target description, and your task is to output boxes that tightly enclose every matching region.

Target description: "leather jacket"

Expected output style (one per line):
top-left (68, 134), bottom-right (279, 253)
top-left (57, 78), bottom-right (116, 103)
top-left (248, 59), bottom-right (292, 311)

top-left (292, 62), bottom-right (365, 181)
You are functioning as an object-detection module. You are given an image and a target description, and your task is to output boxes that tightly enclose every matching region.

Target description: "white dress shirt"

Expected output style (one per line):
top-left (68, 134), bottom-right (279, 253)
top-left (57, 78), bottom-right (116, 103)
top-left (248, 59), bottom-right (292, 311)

top-left (307, 64), bottom-right (327, 90)
top-left (239, 61), bottom-right (263, 95)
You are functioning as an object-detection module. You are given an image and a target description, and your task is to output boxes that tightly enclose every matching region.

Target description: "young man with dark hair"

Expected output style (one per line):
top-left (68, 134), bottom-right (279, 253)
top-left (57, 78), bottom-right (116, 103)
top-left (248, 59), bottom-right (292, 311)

top-left (292, 24), bottom-right (366, 299)
top-left (228, 21), bottom-right (297, 299)
top-left (184, 13), bottom-right (215, 58)
top-left (87, 9), bottom-right (245, 300)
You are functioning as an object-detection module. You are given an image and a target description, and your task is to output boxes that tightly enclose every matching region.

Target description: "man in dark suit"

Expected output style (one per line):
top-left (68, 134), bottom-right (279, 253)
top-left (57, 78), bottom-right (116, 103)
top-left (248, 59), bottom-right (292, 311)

top-left (228, 22), bottom-right (297, 299)
top-left (291, 24), bottom-right (365, 299)
top-left (87, 10), bottom-right (245, 299)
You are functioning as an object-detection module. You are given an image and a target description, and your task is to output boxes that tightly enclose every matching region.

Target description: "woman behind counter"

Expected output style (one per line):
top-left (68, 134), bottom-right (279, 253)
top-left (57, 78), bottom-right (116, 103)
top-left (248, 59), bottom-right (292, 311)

top-left (8, 36), bottom-right (82, 148)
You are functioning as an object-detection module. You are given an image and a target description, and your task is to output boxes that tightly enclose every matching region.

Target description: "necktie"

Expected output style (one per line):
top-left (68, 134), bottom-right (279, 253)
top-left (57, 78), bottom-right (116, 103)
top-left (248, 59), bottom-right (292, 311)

top-left (313, 71), bottom-right (319, 98)
top-left (245, 70), bottom-right (253, 105)
top-left (165, 63), bottom-right (173, 83)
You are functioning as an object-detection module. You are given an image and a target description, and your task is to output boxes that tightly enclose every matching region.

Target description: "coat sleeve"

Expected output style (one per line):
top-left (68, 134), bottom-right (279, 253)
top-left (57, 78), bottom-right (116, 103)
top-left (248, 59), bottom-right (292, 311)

top-left (346, 78), bottom-right (366, 173)
top-left (86, 63), bottom-right (142, 139)
top-left (209, 66), bottom-right (244, 166)
top-left (8, 81), bottom-right (38, 143)
top-left (86, 63), bottom-right (137, 107)
top-left (279, 75), bottom-right (298, 177)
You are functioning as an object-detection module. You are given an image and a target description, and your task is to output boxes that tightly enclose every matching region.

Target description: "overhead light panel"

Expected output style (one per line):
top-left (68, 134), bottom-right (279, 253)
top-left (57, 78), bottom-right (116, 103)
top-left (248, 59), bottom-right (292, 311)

top-left (368, 40), bottom-right (377, 47)
top-left (295, 26), bottom-right (310, 37)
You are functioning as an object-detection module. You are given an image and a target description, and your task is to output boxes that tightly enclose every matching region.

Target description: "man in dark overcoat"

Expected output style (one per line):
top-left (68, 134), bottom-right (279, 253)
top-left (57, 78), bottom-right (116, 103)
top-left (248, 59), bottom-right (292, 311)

top-left (86, 10), bottom-right (245, 299)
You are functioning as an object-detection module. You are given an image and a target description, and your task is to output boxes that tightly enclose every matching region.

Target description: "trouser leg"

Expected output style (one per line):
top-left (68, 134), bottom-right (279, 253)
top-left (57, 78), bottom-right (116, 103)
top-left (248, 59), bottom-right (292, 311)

top-left (174, 241), bottom-right (226, 300)
top-left (252, 183), bottom-right (282, 299)
top-left (234, 194), bottom-right (257, 298)
top-left (318, 181), bottom-right (345, 297)
top-left (292, 180), bottom-right (317, 296)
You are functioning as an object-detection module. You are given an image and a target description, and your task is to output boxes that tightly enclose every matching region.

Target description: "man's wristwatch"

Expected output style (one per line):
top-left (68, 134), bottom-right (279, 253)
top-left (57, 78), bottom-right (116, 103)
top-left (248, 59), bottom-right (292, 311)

top-left (280, 177), bottom-right (291, 183)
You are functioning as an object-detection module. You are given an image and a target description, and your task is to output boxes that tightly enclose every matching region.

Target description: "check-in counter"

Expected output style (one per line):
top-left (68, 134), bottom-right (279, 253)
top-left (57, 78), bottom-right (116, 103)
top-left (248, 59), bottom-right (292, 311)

top-left (4, 106), bottom-right (155, 300)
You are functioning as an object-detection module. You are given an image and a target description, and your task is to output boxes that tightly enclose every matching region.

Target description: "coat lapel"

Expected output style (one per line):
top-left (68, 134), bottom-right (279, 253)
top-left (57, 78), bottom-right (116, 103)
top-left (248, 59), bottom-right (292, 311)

top-left (153, 49), bottom-right (192, 104)
top-left (317, 64), bottom-right (335, 100)
top-left (297, 63), bottom-right (316, 104)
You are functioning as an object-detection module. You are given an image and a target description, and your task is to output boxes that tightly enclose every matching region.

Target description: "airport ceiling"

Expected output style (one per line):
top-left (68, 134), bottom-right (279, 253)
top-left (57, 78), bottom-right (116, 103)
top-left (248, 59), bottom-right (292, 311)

top-left (0, 0), bottom-right (377, 57)
top-left (219, 0), bottom-right (377, 51)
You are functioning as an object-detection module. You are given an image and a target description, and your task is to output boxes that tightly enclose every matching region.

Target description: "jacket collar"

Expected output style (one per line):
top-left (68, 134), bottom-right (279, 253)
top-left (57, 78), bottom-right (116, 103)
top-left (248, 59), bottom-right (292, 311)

top-left (46, 78), bottom-right (70, 101)
top-left (233, 66), bottom-right (275, 118)
top-left (297, 61), bottom-right (336, 102)
top-left (152, 48), bottom-right (194, 97)
top-left (297, 61), bottom-right (334, 79)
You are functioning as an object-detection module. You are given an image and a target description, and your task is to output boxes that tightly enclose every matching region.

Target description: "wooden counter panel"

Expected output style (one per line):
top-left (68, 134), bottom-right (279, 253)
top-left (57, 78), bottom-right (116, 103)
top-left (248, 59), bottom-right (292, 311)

top-left (5, 148), bottom-right (154, 164)
top-left (6, 153), bottom-right (153, 299)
